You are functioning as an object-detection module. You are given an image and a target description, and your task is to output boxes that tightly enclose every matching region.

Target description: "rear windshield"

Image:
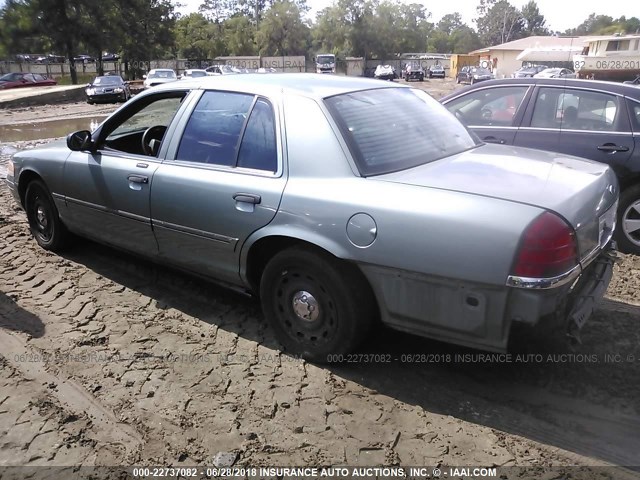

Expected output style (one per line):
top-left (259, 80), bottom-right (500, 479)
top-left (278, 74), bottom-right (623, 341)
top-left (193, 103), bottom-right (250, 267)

top-left (325, 88), bottom-right (479, 176)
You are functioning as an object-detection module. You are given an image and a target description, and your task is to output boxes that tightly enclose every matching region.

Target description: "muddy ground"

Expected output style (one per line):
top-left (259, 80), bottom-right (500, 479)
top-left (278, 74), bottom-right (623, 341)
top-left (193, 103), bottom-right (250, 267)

top-left (0, 78), bottom-right (639, 479)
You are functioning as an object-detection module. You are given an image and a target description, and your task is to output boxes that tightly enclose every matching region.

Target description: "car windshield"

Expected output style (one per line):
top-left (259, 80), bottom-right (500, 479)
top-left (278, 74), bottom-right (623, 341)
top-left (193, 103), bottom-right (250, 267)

top-left (93, 76), bottom-right (121, 85)
top-left (187, 71), bottom-right (207, 77)
top-left (0, 73), bottom-right (22, 82)
top-left (317, 56), bottom-right (334, 64)
top-left (431, 65), bottom-right (443, 70)
top-left (149, 70), bottom-right (176, 79)
top-left (472, 68), bottom-right (491, 75)
top-left (326, 88), bottom-right (479, 176)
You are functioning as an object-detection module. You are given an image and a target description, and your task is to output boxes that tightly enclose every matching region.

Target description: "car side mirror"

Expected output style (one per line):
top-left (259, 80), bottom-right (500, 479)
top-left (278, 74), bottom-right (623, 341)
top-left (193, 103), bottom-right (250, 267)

top-left (67, 130), bottom-right (93, 152)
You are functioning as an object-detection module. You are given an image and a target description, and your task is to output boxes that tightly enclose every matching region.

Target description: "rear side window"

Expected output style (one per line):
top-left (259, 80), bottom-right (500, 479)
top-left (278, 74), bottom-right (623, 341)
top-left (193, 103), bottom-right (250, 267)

top-left (177, 91), bottom-right (278, 171)
top-left (177, 91), bottom-right (254, 165)
top-left (532, 87), bottom-right (619, 131)
top-left (325, 88), bottom-right (478, 176)
top-left (237, 99), bottom-right (277, 172)
top-left (629, 100), bottom-right (640, 131)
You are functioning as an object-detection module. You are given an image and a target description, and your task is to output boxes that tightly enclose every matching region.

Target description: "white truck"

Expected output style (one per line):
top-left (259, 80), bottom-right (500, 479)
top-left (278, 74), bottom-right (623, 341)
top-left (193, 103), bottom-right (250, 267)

top-left (315, 54), bottom-right (336, 74)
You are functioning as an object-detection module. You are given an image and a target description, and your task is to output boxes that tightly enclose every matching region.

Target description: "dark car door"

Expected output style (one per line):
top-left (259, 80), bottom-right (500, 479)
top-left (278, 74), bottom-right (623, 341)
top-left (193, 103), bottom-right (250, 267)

top-left (443, 85), bottom-right (532, 145)
top-left (150, 90), bottom-right (287, 285)
top-left (62, 91), bottom-right (192, 254)
top-left (516, 85), bottom-right (634, 175)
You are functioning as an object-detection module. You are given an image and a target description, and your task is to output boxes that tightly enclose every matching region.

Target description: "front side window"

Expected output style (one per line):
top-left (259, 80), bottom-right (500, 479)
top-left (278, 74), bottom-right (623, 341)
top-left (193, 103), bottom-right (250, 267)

top-left (102, 94), bottom-right (186, 156)
top-left (326, 88), bottom-right (478, 176)
top-left (445, 86), bottom-right (528, 127)
top-left (177, 90), bottom-right (254, 166)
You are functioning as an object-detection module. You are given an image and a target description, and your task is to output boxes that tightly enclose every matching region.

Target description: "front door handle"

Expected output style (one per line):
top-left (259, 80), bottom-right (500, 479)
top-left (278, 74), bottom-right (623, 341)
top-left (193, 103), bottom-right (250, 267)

top-left (233, 193), bottom-right (261, 204)
top-left (597, 143), bottom-right (630, 153)
top-left (483, 136), bottom-right (505, 145)
top-left (128, 174), bottom-right (148, 184)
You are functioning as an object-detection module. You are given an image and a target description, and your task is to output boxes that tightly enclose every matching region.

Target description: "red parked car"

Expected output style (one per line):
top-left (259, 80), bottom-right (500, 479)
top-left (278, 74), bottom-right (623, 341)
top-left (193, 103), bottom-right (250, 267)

top-left (0, 72), bottom-right (57, 90)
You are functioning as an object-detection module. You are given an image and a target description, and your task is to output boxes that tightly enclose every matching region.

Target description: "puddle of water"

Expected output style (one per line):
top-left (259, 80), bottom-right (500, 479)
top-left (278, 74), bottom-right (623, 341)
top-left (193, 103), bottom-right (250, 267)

top-left (0, 117), bottom-right (105, 142)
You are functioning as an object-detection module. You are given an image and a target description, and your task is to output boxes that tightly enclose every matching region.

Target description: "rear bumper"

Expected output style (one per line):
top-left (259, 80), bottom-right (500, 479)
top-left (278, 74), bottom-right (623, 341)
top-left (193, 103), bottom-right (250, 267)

top-left (360, 246), bottom-right (615, 352)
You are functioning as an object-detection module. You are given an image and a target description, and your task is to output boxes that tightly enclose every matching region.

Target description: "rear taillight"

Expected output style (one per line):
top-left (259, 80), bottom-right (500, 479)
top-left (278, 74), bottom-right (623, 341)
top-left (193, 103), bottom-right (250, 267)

top-left (512, 212), bottom-right (578, 278)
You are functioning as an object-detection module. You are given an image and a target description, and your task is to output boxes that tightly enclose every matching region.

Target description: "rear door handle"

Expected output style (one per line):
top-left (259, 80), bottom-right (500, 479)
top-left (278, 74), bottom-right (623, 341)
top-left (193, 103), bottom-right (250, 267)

top-left (597, 143), bottom-right (630, 153)
top-left (128, 174), bottom-right (148, 184)
top-left (483, 136), bottom-right (505, 145)
top-left (233, 193), bottom-right (261, 204)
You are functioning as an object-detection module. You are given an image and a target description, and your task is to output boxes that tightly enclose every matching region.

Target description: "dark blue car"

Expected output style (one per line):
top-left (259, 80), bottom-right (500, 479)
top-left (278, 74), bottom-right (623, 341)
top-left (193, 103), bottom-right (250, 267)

top-left (442, 78), bottom-right (640, 254)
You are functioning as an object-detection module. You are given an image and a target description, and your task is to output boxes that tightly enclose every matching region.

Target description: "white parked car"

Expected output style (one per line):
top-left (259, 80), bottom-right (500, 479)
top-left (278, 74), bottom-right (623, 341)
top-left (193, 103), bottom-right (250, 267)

top-left (534, 68), bottom-right (576, 79)
top-left (180, 69), bottom-right (209, 80)
top-left (143, 69), bottom-right (178, 88)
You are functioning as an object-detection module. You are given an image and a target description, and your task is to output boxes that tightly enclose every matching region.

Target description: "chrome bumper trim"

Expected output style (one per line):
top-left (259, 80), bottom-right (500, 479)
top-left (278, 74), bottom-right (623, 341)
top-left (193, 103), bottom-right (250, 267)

top-left (506, 264), bottom-right (582, 290)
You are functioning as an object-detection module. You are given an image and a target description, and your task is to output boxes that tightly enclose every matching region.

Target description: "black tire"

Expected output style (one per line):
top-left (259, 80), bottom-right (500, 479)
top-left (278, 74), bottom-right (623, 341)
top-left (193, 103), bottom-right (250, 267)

top-left (25, 180), bottom-right (71, 251)
top-left (616, 184), bottom-right (640, 254)
top-left (260, 246), bottom-right (376, 362)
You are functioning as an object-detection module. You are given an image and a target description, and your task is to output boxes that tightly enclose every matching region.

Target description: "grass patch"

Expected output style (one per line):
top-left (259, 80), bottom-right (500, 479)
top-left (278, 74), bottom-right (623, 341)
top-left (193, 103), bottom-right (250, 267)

top-left (56, 74), bottom-right (94, 85)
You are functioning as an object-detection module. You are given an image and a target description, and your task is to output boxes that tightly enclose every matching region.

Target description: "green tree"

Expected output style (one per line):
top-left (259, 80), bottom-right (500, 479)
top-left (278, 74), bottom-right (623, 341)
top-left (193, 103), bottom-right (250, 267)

top-left (174, 13), bottom-right (226, 59)
top-left (224, 15), bottom-right (258, 55)
top-left (520, 0), bottom-right (547, 36)
top-left (476, 0), bottom-right (524, 46)
top-left (256, 0), bottom-right (310, 56)
top-left (312, 5), bottom-right (349, 57)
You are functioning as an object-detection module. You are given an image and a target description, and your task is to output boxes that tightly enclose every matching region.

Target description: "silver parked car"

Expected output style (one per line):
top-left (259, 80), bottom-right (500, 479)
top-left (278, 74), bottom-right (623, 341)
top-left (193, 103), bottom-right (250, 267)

top-left (6, 74), bottom-right (618, 361)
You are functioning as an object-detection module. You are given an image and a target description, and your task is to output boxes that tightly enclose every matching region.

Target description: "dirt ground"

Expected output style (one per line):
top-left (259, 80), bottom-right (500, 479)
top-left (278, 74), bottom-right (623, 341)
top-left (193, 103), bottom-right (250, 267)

top-left (0, 78), bottom-right (639, 479)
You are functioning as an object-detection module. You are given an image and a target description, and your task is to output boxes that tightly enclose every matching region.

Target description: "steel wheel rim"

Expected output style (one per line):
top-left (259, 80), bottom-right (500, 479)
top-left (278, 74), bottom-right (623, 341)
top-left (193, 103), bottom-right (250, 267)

top-left (274, 269), bottom-right (337, 346)
top-left (623, 199), bottom-right (640, 247)
top-left (30, 193), bottom-right (52, 242)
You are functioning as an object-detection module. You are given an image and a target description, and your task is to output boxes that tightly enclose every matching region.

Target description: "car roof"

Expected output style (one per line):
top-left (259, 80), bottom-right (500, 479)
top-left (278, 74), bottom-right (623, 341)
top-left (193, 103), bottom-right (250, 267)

top-left (150, 73), bottom-right (407, 99)
top-left (441, 77), bottom-right (640, 101)
top-left (150, 68), bottom-right (175, 73)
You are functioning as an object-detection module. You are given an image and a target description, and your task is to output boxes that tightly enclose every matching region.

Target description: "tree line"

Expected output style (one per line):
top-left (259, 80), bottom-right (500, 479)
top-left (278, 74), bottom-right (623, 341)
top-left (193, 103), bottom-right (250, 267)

top-left (0, 0), bottom-right (638, 83)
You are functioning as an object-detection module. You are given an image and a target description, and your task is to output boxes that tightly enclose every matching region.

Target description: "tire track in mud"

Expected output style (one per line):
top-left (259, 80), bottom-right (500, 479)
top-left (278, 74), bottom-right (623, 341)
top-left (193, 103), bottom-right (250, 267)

top-left (1, 144), bottom-right (640, 472)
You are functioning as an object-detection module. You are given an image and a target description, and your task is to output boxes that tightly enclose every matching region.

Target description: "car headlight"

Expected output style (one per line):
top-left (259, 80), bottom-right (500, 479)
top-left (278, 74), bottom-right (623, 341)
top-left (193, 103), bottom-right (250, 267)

top-left (86, 88), bottom-right (95, 95)
top-left (473, 75), bottom-right (479, 79)
top-left (7, 158), bottom-right (15, 178)
top-left (113, 87), bottom-right (123, 93)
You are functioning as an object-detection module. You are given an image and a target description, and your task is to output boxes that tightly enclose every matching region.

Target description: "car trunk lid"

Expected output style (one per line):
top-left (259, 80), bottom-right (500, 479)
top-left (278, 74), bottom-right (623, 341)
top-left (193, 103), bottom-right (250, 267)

top-left (376, 144), bottom-right (618, 258)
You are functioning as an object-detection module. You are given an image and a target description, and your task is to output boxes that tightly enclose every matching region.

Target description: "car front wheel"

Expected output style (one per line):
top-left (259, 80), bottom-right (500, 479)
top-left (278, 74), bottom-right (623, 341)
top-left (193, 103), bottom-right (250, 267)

top-left (25, 180), bottom-right (71, 251)
top-left (260, 246), bottom-right (375, 362)
top-left (617, 184), bottom-right (640, 254)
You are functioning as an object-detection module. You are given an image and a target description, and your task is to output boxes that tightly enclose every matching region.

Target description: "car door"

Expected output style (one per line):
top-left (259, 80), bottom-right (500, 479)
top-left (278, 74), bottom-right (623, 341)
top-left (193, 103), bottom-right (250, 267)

top-left (517, 85), bottom-right (634, 174)
top-left (443, 85), bottom-right (532, 145)
top-left (150, 90), bottom-right (287, 285)
top-left (62, 91), bottom-right (193, 254)
top-left (557, 88), bottom-right (634, 174)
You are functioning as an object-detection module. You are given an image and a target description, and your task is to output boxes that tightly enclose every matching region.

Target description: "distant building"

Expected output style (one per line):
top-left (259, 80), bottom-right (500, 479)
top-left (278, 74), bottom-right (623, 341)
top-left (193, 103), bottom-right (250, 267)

top-left (469, 36), bottom-right (591, 78)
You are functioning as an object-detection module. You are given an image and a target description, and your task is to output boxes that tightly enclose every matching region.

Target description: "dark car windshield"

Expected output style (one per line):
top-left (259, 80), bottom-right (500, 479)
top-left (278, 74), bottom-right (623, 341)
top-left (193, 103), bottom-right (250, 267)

top-left (326, 88), bottom-right (479, 176)
top-left (472, 68), bottom-right (491, 75)
top-left (317, 56), bottom-right (334, 64)
top-left (93, 76), bottom-right (122, 85)
top-left (0, 73), bottom-right (22, 82)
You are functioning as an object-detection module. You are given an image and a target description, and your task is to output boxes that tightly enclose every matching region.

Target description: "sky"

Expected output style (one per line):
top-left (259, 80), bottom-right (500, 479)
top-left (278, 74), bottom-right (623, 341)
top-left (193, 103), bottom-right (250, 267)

top-left (178, 0), bottom-right (635, 33)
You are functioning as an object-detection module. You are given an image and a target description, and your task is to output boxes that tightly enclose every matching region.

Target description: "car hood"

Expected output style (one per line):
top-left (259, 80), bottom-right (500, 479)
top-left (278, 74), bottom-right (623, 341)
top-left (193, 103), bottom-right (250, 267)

top-left (376, 144), bottom-right (618, 234)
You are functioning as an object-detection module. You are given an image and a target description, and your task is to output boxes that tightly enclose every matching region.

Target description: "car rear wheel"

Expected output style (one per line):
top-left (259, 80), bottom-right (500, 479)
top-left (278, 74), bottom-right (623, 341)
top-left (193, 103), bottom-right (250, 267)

top-left (260, 246), bottom-right (375, 362)
top-left (617, 184), bottom-right (640, 254)
top-left (25, 180), bottom-right (71, 251)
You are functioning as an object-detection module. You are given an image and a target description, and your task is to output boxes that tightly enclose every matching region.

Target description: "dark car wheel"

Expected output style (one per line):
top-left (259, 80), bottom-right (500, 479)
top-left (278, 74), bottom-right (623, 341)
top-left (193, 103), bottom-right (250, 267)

top-left (260, 246), bottom-right (375, 362)
top-left (25, 180), bottom-right (71, 251)
top-left (616, 184), bottom-right (640, 254)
